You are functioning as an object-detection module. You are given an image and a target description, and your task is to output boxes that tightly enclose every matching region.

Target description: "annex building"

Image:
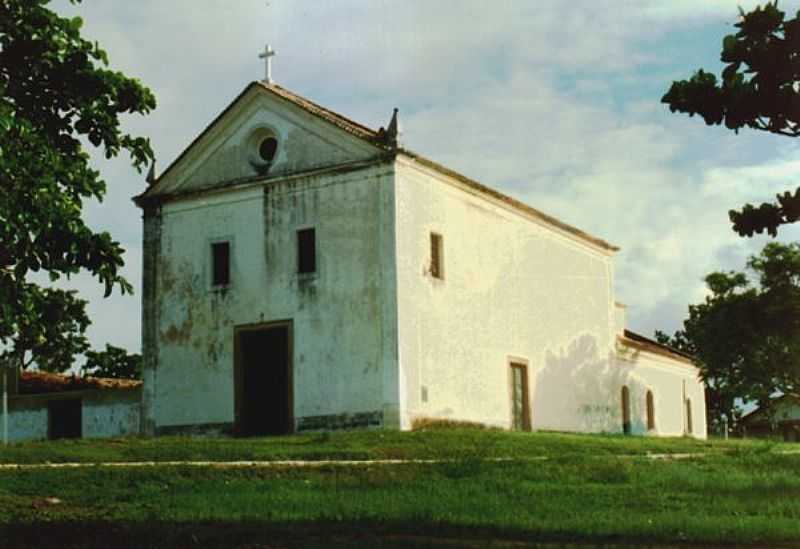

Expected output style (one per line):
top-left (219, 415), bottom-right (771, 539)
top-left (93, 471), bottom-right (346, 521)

top-left (134, 77), bottom-right (707, 439)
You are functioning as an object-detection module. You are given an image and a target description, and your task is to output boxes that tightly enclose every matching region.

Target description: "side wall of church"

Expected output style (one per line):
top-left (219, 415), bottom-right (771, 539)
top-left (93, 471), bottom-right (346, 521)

top-left (614, 348), bottom-right (707, 438)
top-left (394, 160), bottom-right (623, 432)
top-left (146, 162), bottom-right (399, 433)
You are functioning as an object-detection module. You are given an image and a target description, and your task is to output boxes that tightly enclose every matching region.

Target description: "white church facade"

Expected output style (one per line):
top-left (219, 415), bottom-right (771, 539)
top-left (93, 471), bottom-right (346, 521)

top-left (135, 80), bottom-right (707, 439)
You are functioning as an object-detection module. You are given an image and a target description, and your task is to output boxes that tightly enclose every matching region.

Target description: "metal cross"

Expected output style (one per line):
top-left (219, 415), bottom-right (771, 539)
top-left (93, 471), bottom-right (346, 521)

top-left (258, 44), bottom-right (276, 84)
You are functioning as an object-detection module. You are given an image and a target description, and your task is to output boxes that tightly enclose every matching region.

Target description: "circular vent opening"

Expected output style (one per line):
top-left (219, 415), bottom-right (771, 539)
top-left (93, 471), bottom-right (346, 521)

top-left (259, 136), bottom-right (278, 163)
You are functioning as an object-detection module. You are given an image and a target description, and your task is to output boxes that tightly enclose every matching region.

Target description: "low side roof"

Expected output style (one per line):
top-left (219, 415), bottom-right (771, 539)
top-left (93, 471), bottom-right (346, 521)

top-left (740, 394), bottom-right (800, 424)
top-left (19, 370), bottom-right (142, 395)
top-left (620, 329), bottom-right (695, 365)
top-left (141, 82), bottom-right (618, 252)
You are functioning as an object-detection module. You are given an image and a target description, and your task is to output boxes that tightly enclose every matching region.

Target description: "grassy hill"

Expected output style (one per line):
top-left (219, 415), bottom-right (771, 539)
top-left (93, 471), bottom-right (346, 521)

top-left (0, 429), bottom-right (798, 548)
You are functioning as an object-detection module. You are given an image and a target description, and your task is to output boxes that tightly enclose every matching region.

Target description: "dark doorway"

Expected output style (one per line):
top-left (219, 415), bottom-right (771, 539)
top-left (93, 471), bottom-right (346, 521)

top-left (685, 398), bottom-right (693, 435)
top-left (48, 399), bottom-right (82, 440)
top-left (235, 322), bottom-right (292, 436)
top-left (621, 386), bottom-right (631, 435)
top-left (510, 362), bottom-right (531, 431)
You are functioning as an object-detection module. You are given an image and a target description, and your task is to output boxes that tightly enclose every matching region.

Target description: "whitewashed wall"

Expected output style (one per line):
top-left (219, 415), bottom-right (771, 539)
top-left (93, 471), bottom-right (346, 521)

top-left (5, 405), bottom-right (48, 442)
top-left (82, 392), bottom-right (143, 439)
top-left (615, 347), bottom-right (707, 438)
top-left (153, 163), bottom-right (398, 431)
top-left (394, 158), bottom-right (619, 431)
top-left (394, 157), bottom-right (706, 437)
top-left (4, 390), bottom-right (141, 443)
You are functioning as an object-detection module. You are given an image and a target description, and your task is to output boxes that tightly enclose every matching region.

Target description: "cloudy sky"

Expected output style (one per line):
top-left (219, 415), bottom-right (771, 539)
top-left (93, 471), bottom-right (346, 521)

top-left (50, 0), bottom-right (800, 356)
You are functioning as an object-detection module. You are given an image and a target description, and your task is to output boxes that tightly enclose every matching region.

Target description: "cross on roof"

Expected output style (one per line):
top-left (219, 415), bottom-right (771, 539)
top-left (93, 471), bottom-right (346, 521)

top-left (258, 44), bottom-right (276, 84)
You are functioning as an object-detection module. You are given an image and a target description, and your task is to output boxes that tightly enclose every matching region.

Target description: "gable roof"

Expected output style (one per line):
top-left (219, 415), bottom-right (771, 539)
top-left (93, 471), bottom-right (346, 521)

top-left (138, 82), bottom-right (618, 253)
top-left (263, 82), bottom-right (380, 142)
top-left (141, 81), bottom-right (386, 195)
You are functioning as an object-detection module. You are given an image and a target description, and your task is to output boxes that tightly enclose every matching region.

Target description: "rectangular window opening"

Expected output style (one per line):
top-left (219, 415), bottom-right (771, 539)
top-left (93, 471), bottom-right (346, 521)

top-left (297, 228), bottom-right (316, 274)
top-left (212, 241), bottom-right (231, 286)
top-left (430, 232), bottom-right (443, 279)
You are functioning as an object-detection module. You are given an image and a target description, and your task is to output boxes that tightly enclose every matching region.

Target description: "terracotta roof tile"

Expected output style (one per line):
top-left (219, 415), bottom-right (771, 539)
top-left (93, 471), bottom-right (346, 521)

top-left (259, 82), bottom-right (380, 142)
top-left (19, 370), bottom-right (142, 395)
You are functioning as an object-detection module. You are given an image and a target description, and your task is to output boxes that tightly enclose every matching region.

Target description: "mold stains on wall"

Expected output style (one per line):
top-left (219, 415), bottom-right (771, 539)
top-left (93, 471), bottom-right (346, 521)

top-left (296, 277), bottom-right (318, 304)
top-left (296, 410), bottom-right (383, 431)
top-left (157, 254), bottom-right (233, 369)
top-left (141, 206), bottom-right (163, 435)
top-left (151, 165), bottom-right (394, 429)
top-left (284, 127), bottom-right (351, 173)
top-left (185, 146), bottom-right (249, 189)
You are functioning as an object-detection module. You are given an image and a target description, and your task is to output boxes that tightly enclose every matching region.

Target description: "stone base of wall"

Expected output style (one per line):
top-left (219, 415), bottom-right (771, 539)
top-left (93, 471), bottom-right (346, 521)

top-left (296, 411), bottom-right (383, 432)
top-left (156, 422), bottom-right (234, 437)
top-left (153, 413), bottom-right (386, 436)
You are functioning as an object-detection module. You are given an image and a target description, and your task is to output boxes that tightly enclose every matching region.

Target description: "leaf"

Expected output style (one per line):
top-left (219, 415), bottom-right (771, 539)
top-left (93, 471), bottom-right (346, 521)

top-left (0, 0), bottom-right (155, 372)
top-left (665, 3), bottom-right (800, 237)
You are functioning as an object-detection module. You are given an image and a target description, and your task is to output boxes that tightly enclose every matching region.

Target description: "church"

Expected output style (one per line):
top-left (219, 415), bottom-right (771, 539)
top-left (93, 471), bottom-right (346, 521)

top-left (134, 56), bottom-right (707, 438)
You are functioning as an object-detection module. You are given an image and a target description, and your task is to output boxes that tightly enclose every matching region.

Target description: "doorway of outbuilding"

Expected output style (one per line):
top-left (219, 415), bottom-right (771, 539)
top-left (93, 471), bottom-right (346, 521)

top-left (48, 398), bottom-right (82, 439)
top-left (234, 321), bottom-right (293, 436)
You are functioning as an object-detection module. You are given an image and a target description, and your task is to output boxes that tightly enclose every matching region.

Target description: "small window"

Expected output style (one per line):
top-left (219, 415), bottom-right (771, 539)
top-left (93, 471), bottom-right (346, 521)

top-left (297, 228), bottom-right (316, 274)
top-left (212, 241), bottom-right (230, 286)
top-left (259, 136), bottom-right (278, 163)
top-left (646, 390), bottom-right (655, 431)
top-left (430, 232), bottom-right (443, 279)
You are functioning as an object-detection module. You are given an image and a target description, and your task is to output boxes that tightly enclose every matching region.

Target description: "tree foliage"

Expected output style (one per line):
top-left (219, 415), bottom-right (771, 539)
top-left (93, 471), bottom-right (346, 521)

top-left (0, 1), bottom-right (155, 370)
top-left (82, 344), bottom-right (141, 380)
top-left (662, 2), bottom-right (800, 237)
top-left (657, 242), bottom-right (800, 428)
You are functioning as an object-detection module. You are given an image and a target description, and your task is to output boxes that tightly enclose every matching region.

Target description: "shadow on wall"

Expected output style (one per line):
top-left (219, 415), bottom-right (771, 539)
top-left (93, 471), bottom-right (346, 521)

top-left (532, 334), bottom-right (647, 434)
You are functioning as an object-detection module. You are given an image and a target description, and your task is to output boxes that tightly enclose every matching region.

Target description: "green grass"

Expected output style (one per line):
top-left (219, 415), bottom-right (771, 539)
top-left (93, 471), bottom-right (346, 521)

top-left (0, 428), bottom-right (789, 464)
top-left (0, 431), bottom-right (798, 547)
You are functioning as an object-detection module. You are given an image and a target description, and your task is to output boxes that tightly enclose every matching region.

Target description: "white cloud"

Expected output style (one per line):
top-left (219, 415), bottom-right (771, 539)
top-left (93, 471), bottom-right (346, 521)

top-left (639, 0), bottom-right (791, 22)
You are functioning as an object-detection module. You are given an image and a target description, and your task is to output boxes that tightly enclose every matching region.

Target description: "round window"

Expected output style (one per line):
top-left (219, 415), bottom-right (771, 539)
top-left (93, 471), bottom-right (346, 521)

top-left (258, 136), bottom-right (278, 163)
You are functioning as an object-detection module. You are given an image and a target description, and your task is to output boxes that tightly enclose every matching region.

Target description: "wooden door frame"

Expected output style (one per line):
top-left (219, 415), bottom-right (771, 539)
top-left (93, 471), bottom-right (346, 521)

top-left (233, 319), bottom-right (294, 436)
top-left (508, 358), bottom-right (532, 432)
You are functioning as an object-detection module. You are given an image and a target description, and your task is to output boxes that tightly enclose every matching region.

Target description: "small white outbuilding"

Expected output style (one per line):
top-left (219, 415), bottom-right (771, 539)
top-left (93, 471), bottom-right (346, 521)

top-left (135, 81), bottom-right (706, 439)
top-left (2, 370), bottom-right (141, 443)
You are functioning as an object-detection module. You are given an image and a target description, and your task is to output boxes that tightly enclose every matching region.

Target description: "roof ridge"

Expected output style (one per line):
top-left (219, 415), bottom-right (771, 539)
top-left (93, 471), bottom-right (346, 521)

top-left (258, 82), bottom-right (380, 141)
top-left (138, 81), bottom-right (618, 253)
top-left (396, 149), bottom-right (619, 252)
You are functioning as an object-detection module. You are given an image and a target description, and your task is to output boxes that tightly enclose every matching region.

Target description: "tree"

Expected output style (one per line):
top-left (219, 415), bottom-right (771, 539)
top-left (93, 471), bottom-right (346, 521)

top-left (0, 1), bottom-right (155, 372)
top-left (82, 344), bottom-right (142, 380)
top-left (657, 242), bottom-right (800, 429)
top-left (662, 2), bottom-right (800, 237)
